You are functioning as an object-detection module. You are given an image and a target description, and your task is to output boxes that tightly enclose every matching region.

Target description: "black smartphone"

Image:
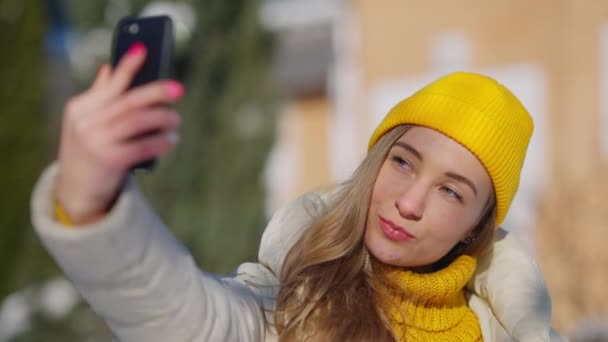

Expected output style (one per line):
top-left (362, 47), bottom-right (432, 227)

top-left (111, 15), bottom-right (174, 170)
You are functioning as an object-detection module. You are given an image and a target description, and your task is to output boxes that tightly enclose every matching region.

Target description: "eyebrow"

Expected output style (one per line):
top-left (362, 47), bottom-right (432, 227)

top-left (393, 142), bottom-right (423, 161)
top-left (445, 172), bottom-right (478, 197)
top-left (393, 142), bottom-right (478, 197)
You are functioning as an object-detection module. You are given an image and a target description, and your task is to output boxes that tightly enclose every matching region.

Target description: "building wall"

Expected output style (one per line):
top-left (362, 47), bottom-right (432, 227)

top-left (265, 97), bottom-right (331, 214)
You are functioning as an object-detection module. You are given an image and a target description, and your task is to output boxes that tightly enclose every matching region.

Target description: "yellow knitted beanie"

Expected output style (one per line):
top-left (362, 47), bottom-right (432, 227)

top-left (368, 72), bottom-right (533, 226)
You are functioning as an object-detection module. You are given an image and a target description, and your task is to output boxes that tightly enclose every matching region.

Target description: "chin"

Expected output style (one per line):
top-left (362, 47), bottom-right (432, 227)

top-left (365, 234), bottom-right (408, 267)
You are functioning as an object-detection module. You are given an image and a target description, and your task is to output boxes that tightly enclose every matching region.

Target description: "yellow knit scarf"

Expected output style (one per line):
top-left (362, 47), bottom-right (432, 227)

top-left (381, 255), bottom-right (482, 341)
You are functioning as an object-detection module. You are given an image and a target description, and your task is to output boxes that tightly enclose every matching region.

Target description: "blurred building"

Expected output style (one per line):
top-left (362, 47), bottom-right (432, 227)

top-left (262, 0), bottom-right (608, 334)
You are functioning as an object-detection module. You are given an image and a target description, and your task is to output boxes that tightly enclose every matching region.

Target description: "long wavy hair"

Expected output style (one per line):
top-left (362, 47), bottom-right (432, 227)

top-left (274, 125), bottom-right (497, 341)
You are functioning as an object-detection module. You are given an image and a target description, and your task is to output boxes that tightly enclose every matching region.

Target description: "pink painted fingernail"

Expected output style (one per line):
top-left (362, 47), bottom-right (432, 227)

top-left (127, 42), bottom-right (146, 56)
top-left (166, 81), bottom-right (185, 99)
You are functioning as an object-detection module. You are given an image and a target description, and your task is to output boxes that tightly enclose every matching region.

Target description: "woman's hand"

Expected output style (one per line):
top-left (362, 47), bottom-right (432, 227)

top-left (55, 43), bottom-right (184, 225)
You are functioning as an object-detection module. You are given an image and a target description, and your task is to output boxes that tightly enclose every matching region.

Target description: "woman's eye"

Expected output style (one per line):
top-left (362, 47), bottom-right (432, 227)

top-left (391, 156), bottom-right (412, 171)
top-left (441, 186), bottom-right (463, 202)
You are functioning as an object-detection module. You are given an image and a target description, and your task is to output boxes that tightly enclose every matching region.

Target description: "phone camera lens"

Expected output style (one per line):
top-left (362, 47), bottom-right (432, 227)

top-left (128, 23), bottom-right (139, 34)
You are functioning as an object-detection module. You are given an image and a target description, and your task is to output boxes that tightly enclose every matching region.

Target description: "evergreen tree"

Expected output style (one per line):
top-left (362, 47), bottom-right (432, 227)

top-left (141, 0), bottom-right (276, 274)
top-left (0, 0), bottom-right (50, 299)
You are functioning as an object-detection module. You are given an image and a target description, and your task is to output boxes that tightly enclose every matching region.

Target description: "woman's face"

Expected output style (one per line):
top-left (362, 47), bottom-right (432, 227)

top-left (364, 126), bottom-right (493, 268)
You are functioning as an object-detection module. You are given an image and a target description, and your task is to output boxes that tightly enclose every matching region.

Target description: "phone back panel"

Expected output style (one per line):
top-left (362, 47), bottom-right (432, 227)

top-left (111, 15), bottom-right (173, 89)
top-left (110, 15), bottom-right (174, 170)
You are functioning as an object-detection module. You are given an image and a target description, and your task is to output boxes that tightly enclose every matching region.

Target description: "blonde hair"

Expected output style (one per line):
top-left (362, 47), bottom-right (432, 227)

top-left (274, 125), bottom-right (497, 341)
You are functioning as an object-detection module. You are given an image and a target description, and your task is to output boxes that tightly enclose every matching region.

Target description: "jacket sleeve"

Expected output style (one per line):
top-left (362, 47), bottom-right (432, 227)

top-left (257, 192), bottom-right (326, 278)
top-left (467, 228), bottom-right (567, 341)
top-left (31, 163), bottom-right (268, 342)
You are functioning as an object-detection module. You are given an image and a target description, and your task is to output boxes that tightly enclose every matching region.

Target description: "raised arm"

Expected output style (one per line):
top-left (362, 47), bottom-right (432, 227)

top-left (31, 43), bottom-right (268, 341)
top-left (32, 164), bottom-right (267, 341)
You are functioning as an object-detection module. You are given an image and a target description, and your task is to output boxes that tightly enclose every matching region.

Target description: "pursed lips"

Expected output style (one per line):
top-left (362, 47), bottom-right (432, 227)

top-left (379, 216), bottom-right (416, 240)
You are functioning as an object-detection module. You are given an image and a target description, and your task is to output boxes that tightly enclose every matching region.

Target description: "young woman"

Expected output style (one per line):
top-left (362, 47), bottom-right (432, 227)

top-left (31, 44), bottom-right (565, 341)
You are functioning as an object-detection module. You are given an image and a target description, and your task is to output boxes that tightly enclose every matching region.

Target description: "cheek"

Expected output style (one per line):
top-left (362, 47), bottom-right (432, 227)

top-left (370, 166), bottom-right (400, 205)
top-left (426, 204), bottom-right (476, 243)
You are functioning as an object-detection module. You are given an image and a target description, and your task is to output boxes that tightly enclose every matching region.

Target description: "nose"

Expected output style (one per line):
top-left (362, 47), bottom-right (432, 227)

top-left (394, 183), bottom-right (426, 221)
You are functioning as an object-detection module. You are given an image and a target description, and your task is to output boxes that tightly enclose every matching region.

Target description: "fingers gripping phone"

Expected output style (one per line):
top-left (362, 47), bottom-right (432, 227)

top-left (111, 15), bottom-right (174, 170)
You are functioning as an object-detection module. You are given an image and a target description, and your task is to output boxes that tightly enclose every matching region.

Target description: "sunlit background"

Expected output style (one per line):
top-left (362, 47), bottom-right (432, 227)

top-left (1, 0), bottom-right (608, 340)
